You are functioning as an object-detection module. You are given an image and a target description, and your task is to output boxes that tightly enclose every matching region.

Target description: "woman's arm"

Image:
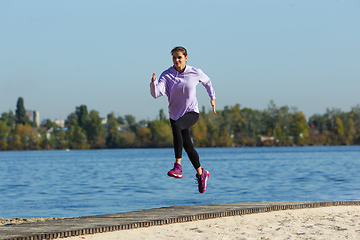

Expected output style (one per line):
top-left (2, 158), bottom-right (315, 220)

top-left (150, 73), bottom-right (166, 99)
top-left (198, 69), bottom-right (216, 115)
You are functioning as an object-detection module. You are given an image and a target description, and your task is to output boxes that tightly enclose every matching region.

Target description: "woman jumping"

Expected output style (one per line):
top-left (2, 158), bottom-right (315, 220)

top-left (150, 46), bottom-right (216, 193)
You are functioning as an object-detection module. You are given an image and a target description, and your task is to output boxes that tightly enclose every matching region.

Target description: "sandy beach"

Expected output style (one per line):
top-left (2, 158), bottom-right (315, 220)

top-left (0, 217), bottom-right (64, 226)
top-left (63, 206), bottom-right (360, 240)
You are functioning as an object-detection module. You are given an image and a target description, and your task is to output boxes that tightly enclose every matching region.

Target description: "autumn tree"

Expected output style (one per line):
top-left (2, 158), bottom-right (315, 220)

top-left (0, 120), bottom-right (10, 150)
top-left (290, 111), bottom-right (309, 145)
top-left (136, 126), bottom-right (152, 147)
top-left (148, 119), bottom-right (172, 147)
top-left (333, 117), bottom-right (344, 144)
top-left (192, 114), bottom-right (209, 147)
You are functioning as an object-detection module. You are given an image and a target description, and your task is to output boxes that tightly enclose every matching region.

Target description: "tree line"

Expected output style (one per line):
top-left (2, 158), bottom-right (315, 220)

top-left (0, 98), bottom-right (359, 151)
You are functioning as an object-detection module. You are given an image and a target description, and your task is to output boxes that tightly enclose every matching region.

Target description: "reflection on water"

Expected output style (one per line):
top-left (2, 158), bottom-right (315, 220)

top-left (0, 146), bottom-right (359, 218)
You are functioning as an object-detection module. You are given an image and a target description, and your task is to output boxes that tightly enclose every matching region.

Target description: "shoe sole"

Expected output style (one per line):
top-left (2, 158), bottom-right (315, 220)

top-left (168, 171), bottom-right (183, 178)
top-left (199, 171), bottom-right (209, 193)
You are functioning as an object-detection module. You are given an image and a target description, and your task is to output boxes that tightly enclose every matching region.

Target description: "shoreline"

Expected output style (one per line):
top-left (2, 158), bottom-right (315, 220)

top-left (0, 145), bottom-right (358, 152)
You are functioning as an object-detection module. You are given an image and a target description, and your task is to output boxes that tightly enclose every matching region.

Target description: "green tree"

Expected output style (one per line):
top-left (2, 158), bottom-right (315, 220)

top-left (66, 118), bottom-right (89, 149)
top-left (265, 100), bottom-right (278, 133)
top-left (324, 108), bottom-right (343, 134)
top-left (240, 108), bottom-right (266, 144)
top-left (262, 101), bottom-right (292, 144)
top-left (55, 127), bottom-right (68, 149)
top-left (1, 110), bottom-right (15, 128)
top-left (159, 109), bottom-right (167, 123)
top-left (86, 110), bottom-right (104, 148)
top-left (349, 105), bottom-right (360, 144)
top-left (205, 110), bottom-right (221, 147)
top-left (274, 125), bottom-right (286, 145)
top-left (38, 127), bottom-right (54, 150)
top-left (124, 115), bottom-right (136, 126)
top-left (75, 105), bottom-right (89, 129)
top-left (213, 104), bottom-right (246, 147)
top-left (343, 118), bottom-right (355, 145)
top-left (65, 113), bottom-right (78, 128)
top-left (106, 112), bottom-right (124, 148)
top-left (15, 97), bottom-right (27, 125)
top-left (117, 116), bottom-right (125, 125)
top-left (40, 119), bottom-right (69, 149)
top-left (42, 119), bottom-right (58, 129)
top-left (309, 114), bottom-right (327, 133)
top-left (228, 104), bottom-right (246, 145)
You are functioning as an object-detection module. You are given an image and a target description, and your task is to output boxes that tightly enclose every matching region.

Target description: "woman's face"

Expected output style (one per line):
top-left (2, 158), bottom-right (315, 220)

top-left (172, 51), bottom-right (188, 70)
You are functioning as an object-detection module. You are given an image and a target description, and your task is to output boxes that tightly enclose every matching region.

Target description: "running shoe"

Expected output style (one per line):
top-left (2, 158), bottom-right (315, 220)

top-left (196, 169), bottom-right (209, 193)
top-left (167, 162), bottom-right (183, 178)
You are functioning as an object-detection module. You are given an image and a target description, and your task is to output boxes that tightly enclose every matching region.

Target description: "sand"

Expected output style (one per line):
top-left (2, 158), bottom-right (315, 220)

top-left (63, 206), bottom-right (360, 240)
top-left (0, 217), bottom-right (63, 226)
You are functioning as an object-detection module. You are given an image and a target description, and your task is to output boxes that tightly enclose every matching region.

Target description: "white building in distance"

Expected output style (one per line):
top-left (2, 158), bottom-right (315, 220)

top-left (53, 119), bottom-right (65, 128)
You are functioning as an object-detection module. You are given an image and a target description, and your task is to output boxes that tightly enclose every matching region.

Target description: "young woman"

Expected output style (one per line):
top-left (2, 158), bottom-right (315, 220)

top-left (150, 46), bottom-right (216, 193)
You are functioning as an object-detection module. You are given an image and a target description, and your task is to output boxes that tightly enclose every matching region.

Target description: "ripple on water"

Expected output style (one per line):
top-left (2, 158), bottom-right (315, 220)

top-left (0, 146), bottom-right (360, 218)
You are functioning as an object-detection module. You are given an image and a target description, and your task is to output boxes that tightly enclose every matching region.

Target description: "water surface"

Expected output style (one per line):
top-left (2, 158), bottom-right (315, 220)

top-left (0, 146), bottom-right (359, 219)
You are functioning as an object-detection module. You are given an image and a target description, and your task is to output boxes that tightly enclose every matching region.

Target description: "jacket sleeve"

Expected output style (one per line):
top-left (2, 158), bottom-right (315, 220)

top-left (198, 69), bottom-right (216, 100)
top-left (150, 76), bottom-right (166, 99)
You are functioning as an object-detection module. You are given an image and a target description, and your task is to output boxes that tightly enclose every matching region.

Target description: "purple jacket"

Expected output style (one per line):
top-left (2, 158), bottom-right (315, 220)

top-left (150, 65), bottom-right (216, 121)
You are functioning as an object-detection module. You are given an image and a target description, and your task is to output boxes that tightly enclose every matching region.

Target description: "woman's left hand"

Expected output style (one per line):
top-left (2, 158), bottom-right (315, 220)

top-left (211, 99), bottom-right (217, 115)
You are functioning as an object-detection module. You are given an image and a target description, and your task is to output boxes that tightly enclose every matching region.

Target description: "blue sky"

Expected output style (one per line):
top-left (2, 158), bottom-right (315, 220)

top-left (1, 0), bottom-right (359, 122)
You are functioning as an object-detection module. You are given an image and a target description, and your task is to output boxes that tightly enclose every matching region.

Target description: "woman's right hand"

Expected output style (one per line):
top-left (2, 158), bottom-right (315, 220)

top-left (211, 99), bottom-right (217, 115)
top-left (151, 73), bottom-right (156, 82)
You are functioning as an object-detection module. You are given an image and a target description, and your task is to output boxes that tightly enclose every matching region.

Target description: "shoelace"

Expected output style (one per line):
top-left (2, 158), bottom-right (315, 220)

top-left (195, 175), bottom-right (202, 185)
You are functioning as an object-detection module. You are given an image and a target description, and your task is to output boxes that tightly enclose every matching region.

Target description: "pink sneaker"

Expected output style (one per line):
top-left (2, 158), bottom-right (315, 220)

top-left (167, 162), bottom-right (183, 178)
top-left (196, 169), bottom-right (209, 193)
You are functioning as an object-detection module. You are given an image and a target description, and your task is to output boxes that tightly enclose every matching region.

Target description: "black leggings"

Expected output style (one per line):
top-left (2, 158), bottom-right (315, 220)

top-left (170, 112), bottom-right (200, 169)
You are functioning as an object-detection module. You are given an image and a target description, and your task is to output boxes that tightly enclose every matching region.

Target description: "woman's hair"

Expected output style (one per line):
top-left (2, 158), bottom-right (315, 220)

top-left (171, 46), bottom-right (187, 57)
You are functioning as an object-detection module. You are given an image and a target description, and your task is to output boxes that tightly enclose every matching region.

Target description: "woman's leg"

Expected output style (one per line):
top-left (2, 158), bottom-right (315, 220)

top-left (170, 112), bottom-right (200, 170)
top-left (181, 128), bottom-right (200, 170)
top-left (170, 112), bottom-right (209, 193)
